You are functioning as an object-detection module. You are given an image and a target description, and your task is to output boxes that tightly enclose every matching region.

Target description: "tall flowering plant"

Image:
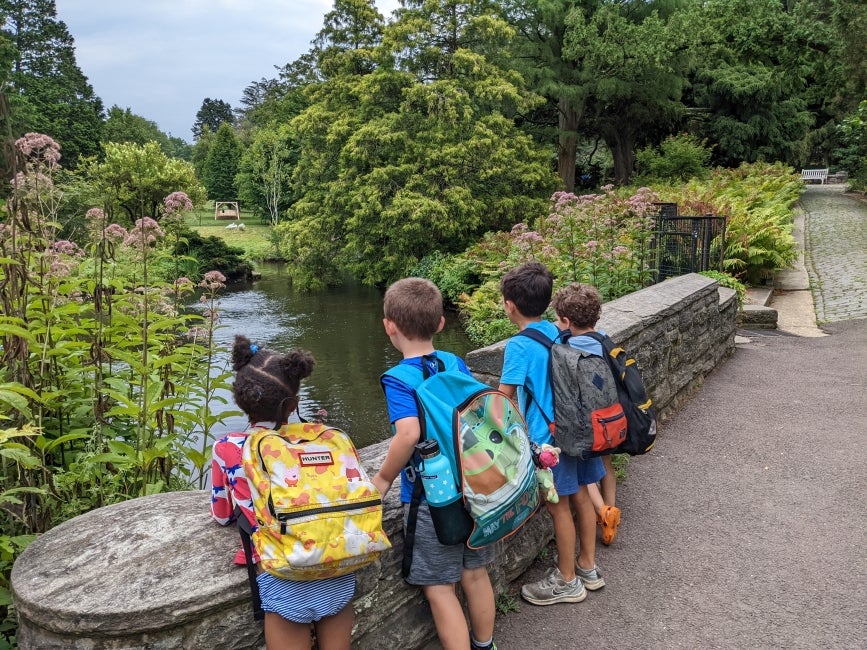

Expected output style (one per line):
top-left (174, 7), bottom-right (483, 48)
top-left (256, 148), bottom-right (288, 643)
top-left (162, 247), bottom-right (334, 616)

top-left (460, 187), bottom-right (660, 345)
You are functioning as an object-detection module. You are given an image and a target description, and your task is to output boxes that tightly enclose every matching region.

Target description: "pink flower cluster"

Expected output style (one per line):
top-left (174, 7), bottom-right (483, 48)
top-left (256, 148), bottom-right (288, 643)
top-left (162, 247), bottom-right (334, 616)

top-left (199, 270), bottom-right (227, 291)
top-left (15, 133), bottom-right (61, 166)
top-left (124, 217), bottom-right (164, 249)
top-left (51, 240), bottom-right (84, 257)
top-left (163, 192), bottom-right (193, 216)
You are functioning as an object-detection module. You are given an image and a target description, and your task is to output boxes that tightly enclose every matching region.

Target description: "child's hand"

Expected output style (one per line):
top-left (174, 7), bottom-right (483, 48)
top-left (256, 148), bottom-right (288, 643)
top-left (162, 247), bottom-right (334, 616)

top-left (372, 473), bottom-right (391, 498)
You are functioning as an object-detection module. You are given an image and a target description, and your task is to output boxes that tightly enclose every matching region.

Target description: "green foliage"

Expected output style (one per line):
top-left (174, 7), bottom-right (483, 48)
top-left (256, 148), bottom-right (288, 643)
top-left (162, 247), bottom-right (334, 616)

top-left (495, 589), bottom-right (521, 615)
top-left (655, 162), bottom-right (801, 284)
top-left (201, 123), bottom-right (242, 202)
top-left (836, 100), bottom-right (867, 192)
top-left (171, 228), bottom-right (251, 281)
top-left (192, 98), bottom-right (234, 141)
top-left (458, 186), bottom-right (658, 345)
top-left (700, 270), bottom-right (747, 306)
top-left (83, 141), bottom-right (206, 223)
top-left (635, 134), bottom-right (712, 183)
top-left (0, 136), bottom-right (240, 643)
top-left (1, 0), bottom-right (104, 166)
top-left (235, 124), bottom-right (296, 225)
top-left (411, 251), bottom-right (481, 307)
top-left (101, 105), bottom-right (175, 156)
top-left (279, 0), bottom-right (557, 288)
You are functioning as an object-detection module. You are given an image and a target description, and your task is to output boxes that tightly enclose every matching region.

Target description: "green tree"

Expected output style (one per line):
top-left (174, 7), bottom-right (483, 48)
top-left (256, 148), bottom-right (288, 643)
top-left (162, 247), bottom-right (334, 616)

top-left (201, 122), bottom-right (241, 202)
top-left (567, 1), bottom-right (686, 184)
top-left (0, 0), bottom-right (104, 166)
top-left (84, 141), bottom-right (206, 223)
top-left (235, 124), bottom-right (296, 225)
top-left (192, 97), bottom-right (234, 140)
top-left (102, 105), bottom-right (171, 149)
top-left (281, 0), bottom-right (556, 287)
top-left (191, 124), bottom-right (215, 180)
top-left (682, 0), bottom-right (813, 167)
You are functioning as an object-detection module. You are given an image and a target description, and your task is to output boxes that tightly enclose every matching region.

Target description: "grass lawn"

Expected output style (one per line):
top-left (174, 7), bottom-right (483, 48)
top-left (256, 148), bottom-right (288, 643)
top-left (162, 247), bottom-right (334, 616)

top-left (185, 205), bottom-right (280, 262)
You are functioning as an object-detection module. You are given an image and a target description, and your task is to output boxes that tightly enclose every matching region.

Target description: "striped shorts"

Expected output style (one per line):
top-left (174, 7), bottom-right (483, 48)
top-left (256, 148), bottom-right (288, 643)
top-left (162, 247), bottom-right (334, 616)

top-left (256, 571), bottom-right (356, 624)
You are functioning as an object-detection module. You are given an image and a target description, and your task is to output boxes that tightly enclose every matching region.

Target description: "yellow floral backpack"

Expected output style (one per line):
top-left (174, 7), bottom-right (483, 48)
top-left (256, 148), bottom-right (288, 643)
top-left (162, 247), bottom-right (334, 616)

top-left (241, 422), bottom-right (391, 581)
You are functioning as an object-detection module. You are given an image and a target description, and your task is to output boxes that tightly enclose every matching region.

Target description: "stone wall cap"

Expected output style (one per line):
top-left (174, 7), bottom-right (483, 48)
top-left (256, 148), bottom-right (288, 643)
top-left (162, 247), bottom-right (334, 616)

top-left (11, 490), bottom-right (247, 636)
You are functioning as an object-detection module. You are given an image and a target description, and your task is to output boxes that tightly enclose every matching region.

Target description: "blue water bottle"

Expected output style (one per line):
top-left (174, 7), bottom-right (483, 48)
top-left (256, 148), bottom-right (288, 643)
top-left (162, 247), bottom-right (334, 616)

top-left (418, 440), bottom-right (459, 505)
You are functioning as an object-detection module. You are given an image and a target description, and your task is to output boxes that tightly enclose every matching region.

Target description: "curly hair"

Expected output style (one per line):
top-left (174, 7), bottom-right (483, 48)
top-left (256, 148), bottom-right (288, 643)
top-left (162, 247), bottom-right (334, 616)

top-left (230, 335), bottom-right (315, 424)
top-left (551, 282), bottom-right (602, 330)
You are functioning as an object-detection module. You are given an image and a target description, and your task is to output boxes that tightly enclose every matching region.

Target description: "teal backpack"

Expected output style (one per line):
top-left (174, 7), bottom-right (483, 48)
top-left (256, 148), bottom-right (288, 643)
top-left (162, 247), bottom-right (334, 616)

top-left (383, 352), bottom-right (540, 576)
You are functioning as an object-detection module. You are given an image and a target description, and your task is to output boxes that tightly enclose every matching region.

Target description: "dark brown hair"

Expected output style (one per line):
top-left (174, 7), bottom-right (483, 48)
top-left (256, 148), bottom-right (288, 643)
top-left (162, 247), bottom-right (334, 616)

top-left (383, 277), bottom-right (443, 340)
top-left (231, 335), bottom-right (315, 424)
top-left (500, 261), bottom-right (554, 318)
top-left (551, 282), bottom-right (602, 330)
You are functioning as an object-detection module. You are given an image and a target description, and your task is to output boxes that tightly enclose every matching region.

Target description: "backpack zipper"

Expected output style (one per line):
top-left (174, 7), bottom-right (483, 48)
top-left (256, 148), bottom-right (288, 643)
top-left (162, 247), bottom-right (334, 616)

top-left (275, 498), bottom-right (383, 533)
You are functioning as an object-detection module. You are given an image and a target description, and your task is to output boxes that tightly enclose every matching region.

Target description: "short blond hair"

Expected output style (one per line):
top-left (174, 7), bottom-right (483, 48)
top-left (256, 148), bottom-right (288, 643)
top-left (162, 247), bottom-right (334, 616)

top-left (383, 277), bottom-right (443, 340)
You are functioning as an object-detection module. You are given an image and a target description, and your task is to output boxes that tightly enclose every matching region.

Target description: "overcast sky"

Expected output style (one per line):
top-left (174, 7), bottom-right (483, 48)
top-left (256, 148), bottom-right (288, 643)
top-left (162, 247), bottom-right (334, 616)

top-left (55, 1), bottom-right (402, 142)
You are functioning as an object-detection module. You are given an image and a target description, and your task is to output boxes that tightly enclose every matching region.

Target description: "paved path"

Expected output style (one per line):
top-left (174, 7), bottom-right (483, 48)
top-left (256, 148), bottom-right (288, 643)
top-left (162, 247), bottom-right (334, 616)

top-left (801, 186), bottom-right (867, 323)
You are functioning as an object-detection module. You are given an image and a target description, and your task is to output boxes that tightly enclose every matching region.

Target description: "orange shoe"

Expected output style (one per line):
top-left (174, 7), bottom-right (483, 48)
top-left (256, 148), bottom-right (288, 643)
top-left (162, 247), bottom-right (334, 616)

top-left (598, 505), bottom-right (621, 545)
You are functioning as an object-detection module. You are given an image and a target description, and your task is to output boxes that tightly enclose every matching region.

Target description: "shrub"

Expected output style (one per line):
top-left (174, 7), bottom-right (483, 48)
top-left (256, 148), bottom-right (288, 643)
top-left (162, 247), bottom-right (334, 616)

top-left (700, 270), bottom-right (747, 306)
top-left (634, 134), bottom-right (713, 183)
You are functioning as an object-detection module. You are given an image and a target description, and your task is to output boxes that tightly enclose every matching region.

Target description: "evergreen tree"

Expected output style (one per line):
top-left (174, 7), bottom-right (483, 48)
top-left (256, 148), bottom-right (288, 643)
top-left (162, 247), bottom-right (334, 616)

top-left (0, 0), bottom-right (104, 166)
top-left (683, 0), bottom-right (813, 167)
top-left (192, 98), bottom-right (234, 140)
top-left (280, 0), bottom-right (556, 287)
top-left (202, 122), bottom-right (241, 202)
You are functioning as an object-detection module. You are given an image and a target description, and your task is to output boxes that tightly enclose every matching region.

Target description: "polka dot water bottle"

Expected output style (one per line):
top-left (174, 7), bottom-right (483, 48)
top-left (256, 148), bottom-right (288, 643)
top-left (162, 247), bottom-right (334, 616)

top-left (418, 440), bottom-right (459, 505)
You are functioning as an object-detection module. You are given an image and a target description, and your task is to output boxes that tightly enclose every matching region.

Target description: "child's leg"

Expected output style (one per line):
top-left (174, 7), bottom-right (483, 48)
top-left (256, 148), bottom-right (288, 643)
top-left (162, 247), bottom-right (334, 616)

top-left (571, 486), bottom-right (597, 572)
top-left (586, 481), bottom-right (605, 516)
top-left (461, 566), bottom-right (495, 644)
top-left (263, 612), bottom-right (314, 650)
top-left (423, 583), bottom-right (471, 650)
top-left (546, 497), bottom-right (578, 582)
top-left (314, 603), bottom-right (355, 650)
top-left (600, 455), bottom-right (616, 505)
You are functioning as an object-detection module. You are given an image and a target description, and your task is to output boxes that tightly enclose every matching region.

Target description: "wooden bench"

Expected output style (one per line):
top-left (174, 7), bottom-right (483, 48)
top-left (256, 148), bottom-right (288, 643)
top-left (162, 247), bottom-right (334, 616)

top-left (801, 168), bottom-right (829, 184)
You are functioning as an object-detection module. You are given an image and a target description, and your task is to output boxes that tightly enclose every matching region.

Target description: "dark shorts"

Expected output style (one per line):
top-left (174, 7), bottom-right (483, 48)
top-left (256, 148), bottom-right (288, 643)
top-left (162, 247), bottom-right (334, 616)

top-left (402, 501), bottom-right (494, 586)
top-left (551, 454), bottom-right (606, 497)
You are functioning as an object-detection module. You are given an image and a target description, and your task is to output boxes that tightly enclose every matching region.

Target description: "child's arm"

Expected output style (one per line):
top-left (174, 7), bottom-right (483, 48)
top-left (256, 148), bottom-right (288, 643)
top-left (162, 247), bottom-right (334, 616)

top-left (373, 416), bottom-right (420, 498)
top-left (497, 383), bottom-right (517, 399)
top-left (209, 439), bottom-right (236, 526)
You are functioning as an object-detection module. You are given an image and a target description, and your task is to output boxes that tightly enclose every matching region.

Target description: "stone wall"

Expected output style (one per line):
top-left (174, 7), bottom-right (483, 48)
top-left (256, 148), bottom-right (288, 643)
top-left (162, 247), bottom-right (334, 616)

top-left (11, 274), bottom-right (736, 649)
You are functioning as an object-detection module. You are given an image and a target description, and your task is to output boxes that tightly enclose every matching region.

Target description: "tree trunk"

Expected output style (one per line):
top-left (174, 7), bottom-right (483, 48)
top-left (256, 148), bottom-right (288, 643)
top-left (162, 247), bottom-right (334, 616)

top-left (606, 129), bottom-right (637, 186)
top-left (557, 96), bottom-right (583, 193)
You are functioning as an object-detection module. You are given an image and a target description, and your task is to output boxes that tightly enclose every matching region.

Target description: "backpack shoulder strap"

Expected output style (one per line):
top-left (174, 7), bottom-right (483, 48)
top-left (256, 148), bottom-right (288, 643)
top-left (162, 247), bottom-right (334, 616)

top-left (512, 328), bottom-right (566, 426)
top-left (516, 327), bottom-right (554, 349)
top-left (235, 507), bottom-right (264, 621)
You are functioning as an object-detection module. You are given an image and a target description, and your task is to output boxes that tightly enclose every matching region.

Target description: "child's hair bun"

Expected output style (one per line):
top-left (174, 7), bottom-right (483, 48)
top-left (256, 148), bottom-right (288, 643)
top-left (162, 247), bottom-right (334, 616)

top-left (231, 335), bottom-right (258, 371)
top-left (279, 350), bottom-right (315, 382)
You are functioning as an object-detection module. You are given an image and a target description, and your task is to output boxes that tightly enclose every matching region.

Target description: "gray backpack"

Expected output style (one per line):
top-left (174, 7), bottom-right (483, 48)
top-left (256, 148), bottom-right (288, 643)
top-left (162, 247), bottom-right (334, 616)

top-left (518, 329), bottom-right (627, 459)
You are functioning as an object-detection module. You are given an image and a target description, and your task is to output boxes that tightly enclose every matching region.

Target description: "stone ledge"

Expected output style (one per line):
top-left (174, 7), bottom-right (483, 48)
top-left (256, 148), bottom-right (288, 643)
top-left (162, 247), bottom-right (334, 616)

top-left (740, 304), bottom-right (778, 329)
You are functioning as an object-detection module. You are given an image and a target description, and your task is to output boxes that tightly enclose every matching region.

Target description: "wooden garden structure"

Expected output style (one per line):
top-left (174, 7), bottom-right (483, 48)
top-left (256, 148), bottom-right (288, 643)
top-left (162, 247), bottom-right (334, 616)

top-left (214, 201), bottom-right (240, 220)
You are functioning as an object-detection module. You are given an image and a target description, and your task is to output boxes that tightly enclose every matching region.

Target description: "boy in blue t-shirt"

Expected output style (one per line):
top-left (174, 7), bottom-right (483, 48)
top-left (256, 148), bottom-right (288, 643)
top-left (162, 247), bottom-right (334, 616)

top-left (497, 262), bottom-right (606, 606)
top-left (372, 277), bottom-right (498, 650)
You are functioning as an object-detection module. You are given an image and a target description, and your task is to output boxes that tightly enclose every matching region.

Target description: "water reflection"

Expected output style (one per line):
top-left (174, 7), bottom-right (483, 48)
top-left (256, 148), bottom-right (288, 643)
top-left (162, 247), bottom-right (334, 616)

top-left (200, 264), bottom-right (474, 448)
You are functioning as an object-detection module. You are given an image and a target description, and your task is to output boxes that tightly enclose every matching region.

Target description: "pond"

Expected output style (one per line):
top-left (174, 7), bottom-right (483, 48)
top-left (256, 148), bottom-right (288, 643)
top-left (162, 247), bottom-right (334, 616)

top-left (200, 264), bottom-right (475, 449)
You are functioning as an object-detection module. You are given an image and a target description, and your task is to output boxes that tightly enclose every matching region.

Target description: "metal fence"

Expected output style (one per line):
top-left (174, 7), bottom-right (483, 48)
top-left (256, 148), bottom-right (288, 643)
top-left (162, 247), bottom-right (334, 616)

top-left (649, 208), bottom-right (727, 282)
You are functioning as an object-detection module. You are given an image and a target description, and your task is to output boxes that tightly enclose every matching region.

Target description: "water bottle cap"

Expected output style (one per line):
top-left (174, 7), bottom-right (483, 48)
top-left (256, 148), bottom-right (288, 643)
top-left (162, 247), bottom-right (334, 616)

top-left (417, 439), bottom-right (440, 459)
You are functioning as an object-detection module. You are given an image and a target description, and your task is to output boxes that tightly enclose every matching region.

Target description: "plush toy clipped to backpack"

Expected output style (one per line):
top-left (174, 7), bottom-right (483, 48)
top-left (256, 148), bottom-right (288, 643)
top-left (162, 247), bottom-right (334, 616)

top-left (242, 422), bottom-right (391, 581)
top-left (532, 443), bottom-right (561, 503)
